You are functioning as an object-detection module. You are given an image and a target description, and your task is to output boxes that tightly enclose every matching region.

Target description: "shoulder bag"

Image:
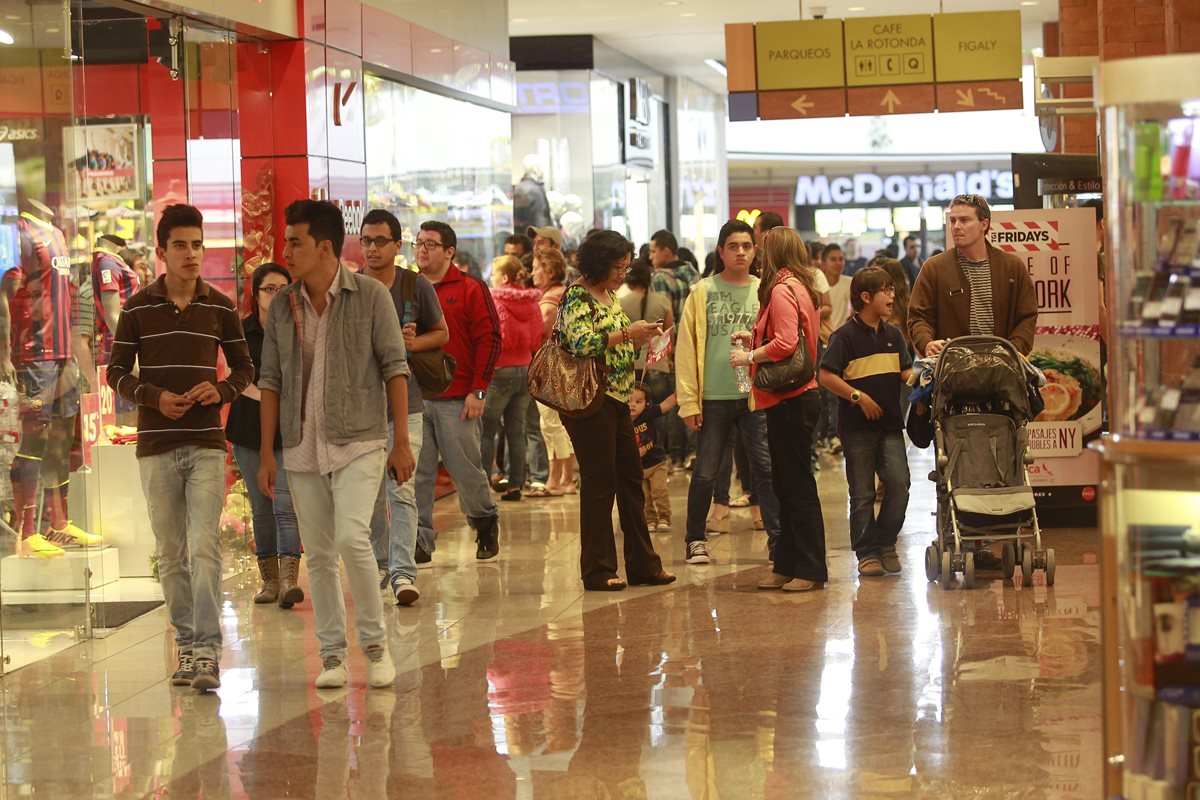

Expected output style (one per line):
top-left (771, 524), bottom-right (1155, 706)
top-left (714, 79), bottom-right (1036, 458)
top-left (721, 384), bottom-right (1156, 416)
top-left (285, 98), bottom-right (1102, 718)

top-left (398, 268), bottom-right (456, 399)
top-left (753, 280), bottom-right (816, 393)
top-left (528, 288), bottom-right (608, 419)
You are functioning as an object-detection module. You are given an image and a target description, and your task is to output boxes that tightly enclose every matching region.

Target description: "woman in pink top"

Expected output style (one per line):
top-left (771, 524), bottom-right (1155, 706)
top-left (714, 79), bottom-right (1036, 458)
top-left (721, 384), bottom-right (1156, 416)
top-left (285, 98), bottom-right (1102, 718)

top-left (481, 255), bottom-right (544, 501)
top-left (730, 227), bottom-right (827, 592)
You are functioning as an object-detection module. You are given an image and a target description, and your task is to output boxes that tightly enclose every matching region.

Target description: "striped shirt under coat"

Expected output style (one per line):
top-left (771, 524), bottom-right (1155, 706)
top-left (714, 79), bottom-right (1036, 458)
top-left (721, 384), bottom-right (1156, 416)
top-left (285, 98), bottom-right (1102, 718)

top-left (108, 275), bottom-right (254, 458)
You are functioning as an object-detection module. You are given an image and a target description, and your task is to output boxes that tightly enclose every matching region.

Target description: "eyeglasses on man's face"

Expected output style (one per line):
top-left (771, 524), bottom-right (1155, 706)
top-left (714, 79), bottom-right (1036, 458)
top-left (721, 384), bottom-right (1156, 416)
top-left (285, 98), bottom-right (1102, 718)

top-left (413, 239), bottom-right (446, 251)
top-left (360, 236), bottom-right (398, 249)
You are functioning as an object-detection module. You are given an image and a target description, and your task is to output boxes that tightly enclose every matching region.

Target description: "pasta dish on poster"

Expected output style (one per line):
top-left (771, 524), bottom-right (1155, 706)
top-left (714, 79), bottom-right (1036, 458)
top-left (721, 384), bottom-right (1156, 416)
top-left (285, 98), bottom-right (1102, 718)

top-left (988, 207), bottom-right (1101, 504)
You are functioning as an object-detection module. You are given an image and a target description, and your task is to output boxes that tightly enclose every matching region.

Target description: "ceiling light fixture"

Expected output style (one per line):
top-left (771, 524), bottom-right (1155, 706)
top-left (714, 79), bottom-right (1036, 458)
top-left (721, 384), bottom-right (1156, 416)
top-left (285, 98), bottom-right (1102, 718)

top-left (704, 58), bottom-right (727, 76)
top-left (662, 1), bottom-right (682, 5)
top-left (511, 17), bottom-right (528, 23)
top-left (681, 11), bottom-right (697, 16)
top-left (0, 29), bottom-right (13, 45)
top-left (1020, 1), bottom-right (1038, 5)
top-left (848, 6), bottom-right (866, 11)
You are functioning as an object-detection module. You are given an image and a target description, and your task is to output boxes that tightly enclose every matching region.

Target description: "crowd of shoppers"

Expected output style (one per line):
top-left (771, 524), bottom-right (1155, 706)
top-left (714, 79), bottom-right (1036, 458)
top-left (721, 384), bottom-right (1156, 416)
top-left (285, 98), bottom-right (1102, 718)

top-left (97, 190), bottom-right (1037, 692)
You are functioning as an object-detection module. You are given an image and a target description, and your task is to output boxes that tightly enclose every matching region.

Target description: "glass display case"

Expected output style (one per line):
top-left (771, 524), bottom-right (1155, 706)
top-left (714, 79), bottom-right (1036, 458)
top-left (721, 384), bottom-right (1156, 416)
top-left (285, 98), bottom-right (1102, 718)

top-left (1095, 54), bottom-right (1200, 799)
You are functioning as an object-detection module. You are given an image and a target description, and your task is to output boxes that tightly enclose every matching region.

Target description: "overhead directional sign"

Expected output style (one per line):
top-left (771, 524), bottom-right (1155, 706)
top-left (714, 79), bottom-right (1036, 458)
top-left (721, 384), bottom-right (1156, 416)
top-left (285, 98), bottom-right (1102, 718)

top-left (725, 11), bottom-right (1024, 121)
top-left (933, 11), bottom-right (1022, 82)
top-left (843, 15), bottom-right (934, 87)
top-left (754, 19), bottom-right (846, 90)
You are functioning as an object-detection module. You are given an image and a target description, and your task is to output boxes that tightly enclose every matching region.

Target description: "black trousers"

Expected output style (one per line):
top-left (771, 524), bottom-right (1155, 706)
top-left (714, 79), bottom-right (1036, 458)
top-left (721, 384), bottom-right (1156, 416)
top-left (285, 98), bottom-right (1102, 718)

top-left (765, 390), bottom-right (828, 582)
top-left (563, 396), bottom-right (664, 584)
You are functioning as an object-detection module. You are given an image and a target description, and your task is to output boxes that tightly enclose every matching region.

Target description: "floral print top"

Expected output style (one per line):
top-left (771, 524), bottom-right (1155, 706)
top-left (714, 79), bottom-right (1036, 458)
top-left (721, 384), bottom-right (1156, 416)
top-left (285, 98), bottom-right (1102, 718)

top-left (560, 284), bottom-right (636, 402)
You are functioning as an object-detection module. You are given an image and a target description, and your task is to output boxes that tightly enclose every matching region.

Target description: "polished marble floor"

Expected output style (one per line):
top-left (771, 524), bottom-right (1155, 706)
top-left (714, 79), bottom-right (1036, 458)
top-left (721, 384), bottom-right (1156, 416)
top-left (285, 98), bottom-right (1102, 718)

top-left (0, 447), bottom-right (1104, 798)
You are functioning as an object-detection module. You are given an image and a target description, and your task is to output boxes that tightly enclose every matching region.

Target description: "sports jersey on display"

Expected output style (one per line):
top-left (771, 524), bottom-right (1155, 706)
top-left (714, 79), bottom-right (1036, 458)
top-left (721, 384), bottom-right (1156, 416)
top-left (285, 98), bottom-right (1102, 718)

top-left (92, 248), bottom-right (139, 364)
top-left (9, 214), bottom-right (75, 364)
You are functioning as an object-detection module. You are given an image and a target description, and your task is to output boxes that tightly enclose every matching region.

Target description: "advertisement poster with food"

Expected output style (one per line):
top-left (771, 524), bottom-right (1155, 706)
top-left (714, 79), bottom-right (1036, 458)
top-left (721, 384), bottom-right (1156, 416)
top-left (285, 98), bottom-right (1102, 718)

top-left (989, 208), bottom-right (1101, 507)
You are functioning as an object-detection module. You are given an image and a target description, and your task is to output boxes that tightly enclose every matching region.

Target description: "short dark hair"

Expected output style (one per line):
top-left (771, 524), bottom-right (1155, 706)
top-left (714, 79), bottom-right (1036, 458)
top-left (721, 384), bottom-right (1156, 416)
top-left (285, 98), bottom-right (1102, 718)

top-left (577, 229), bottom-right (634, 284)
top-left (118, 248), bottom-right (143, 268)
top-left (757, 211), bottom-right (784, 232)
top-left (903, 235), bottom-right (918, 247)
top-left (631, 382), bottom-right (652, 401)
top-left (505, 233), bottom-right (533, 255)
top-left (419, 220), bottom-right (457, 252)
top-left (717, 219), bottom-right (754, 248)
top-left (950, 194), bottom-right (991, 223)
top-left (285, 199), bottom-right (345, 258)
top-left (650, 229), bottom-right (678, 254)
top-left (625, 260), bottom-right (652, 291)
top-left (807, 240), bottom-right (826, 262)
top-left (849, 266), bottom-right (893, 312)
top-left (678, 246), bottom-right (698, 268)
top-left (823, 243), bottom-right (843, 256)
top-left (362, 208), bottom-right (402, 241)
top-left (251, 261), bottom-right (291, 297)
top-left (156, 204), bottom-right (204, 249)
top-left (99, 234), bottom-right (126, 248)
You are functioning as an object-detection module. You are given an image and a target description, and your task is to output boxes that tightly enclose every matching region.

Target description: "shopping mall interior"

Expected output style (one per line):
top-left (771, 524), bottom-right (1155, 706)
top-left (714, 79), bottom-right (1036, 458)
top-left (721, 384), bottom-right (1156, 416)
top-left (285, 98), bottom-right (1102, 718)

top-left (0, 0), bottom-right (1197, 796)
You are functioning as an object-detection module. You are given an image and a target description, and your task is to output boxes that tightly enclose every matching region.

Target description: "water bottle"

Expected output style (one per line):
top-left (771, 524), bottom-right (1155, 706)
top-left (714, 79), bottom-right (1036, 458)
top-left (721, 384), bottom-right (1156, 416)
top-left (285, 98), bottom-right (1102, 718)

top-left (734, 341), bottom-right (753, 394)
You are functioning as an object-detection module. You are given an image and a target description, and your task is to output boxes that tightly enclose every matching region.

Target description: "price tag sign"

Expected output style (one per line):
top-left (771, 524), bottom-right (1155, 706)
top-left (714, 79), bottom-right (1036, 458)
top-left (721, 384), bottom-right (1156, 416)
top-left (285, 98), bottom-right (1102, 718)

top-left (80, 393), bottom-right (101, 467)
top-left (97, 365), bottom-right (116, 433)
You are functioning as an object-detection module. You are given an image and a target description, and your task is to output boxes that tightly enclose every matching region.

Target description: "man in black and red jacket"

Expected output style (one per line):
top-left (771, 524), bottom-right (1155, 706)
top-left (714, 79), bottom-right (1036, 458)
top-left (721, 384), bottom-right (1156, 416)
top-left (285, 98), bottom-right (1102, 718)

top-left (411, 221), bottom-right (503, 564)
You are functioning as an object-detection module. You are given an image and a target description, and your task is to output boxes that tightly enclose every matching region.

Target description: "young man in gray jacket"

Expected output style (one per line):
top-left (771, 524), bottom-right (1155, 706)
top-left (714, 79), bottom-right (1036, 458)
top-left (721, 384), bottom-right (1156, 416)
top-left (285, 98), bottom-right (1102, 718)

top-left (258, 199), bottom-right (414, 689)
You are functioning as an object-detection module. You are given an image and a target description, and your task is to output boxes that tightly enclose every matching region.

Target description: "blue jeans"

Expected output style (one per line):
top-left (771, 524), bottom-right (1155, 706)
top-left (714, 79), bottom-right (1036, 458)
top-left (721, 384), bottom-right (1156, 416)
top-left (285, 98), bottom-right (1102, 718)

top-left (414, 399), bottom-right (498, 554)
top-left (685, 399), bottom-right (780, 551)
top-left (480, 365), bottom-right (531, 487)
top-left (369, 414), bottom-right (424, 582)
top-left (842, 428), bottom-right (911, 560)
top-left (525, 397), bottom-right (548, 484)
top-left (138, 446), bottom-right (227, 662)
top-left (231, 444), bottom-right (301, 559)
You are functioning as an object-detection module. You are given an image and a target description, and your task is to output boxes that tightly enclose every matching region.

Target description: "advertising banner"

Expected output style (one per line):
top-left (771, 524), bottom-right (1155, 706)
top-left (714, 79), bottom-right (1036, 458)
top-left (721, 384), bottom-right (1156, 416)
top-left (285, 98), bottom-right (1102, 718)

top-left (988, 207), bottom-right (1101, 511)
top-left (64, 124), bottom-right (139, 203)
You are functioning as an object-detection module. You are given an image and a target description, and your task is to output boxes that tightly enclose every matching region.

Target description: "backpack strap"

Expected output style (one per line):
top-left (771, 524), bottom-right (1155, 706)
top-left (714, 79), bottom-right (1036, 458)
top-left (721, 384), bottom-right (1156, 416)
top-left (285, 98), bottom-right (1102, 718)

top-left (397, 267), bottom-right (417, 327)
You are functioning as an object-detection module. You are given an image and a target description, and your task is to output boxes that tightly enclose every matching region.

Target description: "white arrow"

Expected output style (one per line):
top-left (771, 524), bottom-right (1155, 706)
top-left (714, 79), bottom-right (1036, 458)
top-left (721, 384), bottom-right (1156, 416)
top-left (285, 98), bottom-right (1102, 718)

top-left (881, 89), bottom-right (901, 113)
top-left (955, 88), bottom-right (975, 107)
top-left (791, 95), bottom-right (816, 116)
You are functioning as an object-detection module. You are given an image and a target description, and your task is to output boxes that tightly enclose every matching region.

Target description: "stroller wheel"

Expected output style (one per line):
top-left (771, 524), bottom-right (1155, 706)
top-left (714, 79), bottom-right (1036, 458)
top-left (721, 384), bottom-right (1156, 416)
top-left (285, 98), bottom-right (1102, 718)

top-left (940, 551), bottom-right (953, 588)
top-left (1045, 548), bottom-right (1056, 587)
top-left (1020, 547), bottom-right (1034, 585)
top-left (962, 550), bottom-right (975, 590)
top-left (1002, 543), bottom-right (1016, 579)
top-left (924, 545), bottom-right (939, 582)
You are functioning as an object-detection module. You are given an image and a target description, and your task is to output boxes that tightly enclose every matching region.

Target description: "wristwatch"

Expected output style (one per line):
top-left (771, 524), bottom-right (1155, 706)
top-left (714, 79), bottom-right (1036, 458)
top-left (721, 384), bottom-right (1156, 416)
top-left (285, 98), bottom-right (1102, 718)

top-left (473, 390), bottom-right (487, 400)
top-left (849, 390), bottom-right (862, 405)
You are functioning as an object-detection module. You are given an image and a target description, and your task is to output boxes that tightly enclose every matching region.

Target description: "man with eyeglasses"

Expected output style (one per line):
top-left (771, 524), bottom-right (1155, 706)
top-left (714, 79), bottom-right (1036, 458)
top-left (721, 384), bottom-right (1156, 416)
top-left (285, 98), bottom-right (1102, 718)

top-left (410, 221), bottom-right (503, 565)
top-left (909, 194), bottom-right (1037, 359)
top-left (359, 210), bottom-right (449, 605)
top-left (675, 219), bottom-right (780, 566)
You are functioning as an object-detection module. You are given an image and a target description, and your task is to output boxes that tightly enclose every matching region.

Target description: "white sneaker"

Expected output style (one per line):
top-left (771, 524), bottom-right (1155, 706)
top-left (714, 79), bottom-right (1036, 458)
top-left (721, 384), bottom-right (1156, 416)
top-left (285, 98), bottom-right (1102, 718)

top-left (655, 521), bottom-right (671, 532)
top-left (365, 644), bottom-right (395, 687)
top-left (377, 568), bottom-right (390, 605)
top-left (686, 541), bottom-right (711, 565)
top-left (392, 577), bottom-right (420, 606)
top-left (315, 655), bottom-right (347, 688)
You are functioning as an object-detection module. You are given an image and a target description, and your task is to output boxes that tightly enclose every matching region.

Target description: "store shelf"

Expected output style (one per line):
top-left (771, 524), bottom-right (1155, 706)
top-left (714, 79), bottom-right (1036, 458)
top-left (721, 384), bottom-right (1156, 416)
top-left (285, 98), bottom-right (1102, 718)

top-left (1141, 428), bottom-right (1200, 443)
top-left (1118, 322), bottom-right (1200, 337)
top-left (1093, 435), bottom-right (1200, 464)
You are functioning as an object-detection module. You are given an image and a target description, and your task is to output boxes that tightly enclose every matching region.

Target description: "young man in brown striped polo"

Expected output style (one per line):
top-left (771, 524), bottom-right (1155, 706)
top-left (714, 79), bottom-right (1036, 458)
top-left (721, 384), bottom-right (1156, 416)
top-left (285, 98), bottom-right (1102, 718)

top-left (108, 204), bottom-right (254, 692)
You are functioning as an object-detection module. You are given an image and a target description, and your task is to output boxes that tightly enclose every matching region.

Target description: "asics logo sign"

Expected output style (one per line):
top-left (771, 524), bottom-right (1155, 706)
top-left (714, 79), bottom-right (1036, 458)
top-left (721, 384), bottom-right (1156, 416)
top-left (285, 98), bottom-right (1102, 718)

top-left (0, 126), bottom-right (38, 142)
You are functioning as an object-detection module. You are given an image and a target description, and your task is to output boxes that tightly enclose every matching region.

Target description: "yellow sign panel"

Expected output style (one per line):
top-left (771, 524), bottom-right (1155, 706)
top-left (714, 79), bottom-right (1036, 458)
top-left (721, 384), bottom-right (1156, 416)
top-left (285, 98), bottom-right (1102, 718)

top-left (755, 19), bottom-right (845, 91)
top-left (934, 11), bottom-right (1022, 82)
top-left (843, 15), bottom-right (934, 87)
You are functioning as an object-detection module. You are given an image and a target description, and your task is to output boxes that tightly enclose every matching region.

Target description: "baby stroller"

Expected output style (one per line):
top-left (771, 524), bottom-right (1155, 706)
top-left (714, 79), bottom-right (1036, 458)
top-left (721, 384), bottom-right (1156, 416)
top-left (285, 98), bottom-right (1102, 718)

top-left (922, 336), bottom-right (1053, 589)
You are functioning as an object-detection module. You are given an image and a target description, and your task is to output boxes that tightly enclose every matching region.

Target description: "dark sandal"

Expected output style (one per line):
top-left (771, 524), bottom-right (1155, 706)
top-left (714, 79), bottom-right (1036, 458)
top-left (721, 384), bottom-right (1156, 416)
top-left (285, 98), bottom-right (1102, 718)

top-left (628, 570), bottom-right (677, 586)
top-left (583, 577), bottom-right (627, 592)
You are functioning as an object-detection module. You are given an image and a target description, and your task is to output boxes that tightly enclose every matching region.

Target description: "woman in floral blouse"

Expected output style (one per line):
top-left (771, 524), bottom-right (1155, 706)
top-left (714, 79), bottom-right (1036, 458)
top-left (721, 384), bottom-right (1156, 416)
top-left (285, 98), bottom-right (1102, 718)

top-left (559, 230), bottom-right (676, 591)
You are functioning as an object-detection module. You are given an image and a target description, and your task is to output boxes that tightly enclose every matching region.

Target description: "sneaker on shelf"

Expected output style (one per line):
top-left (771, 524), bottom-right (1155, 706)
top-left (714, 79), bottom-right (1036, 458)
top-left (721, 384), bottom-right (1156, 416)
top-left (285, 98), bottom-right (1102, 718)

top-left (390, 576), bottom-right (420, 607)
top-left (828, 436), bottom-right (843, 455)
top-left (19, 533), bottom-right (65, 559)
top-left (378, 567), bottom-right (391, 605)
top-left (191, 658), bottom-right (221, 691)
top-left (415, 544), bottom-right (433, 570)
top-left (858, 557), bottom-right (886, 577)
top-left (365, 644), bottom-right (395, 688)
top-left (655, 521), bottom-right (671, 532)
top-left (685, 541), bottom-right (711, 565)
top-left (171, 654), bottom-right (196, 686)
top-left (881, 546), bottom-right (902, 574)
top-left (315, 655), bottom-right (347, 689)
top-left (44, 522), bottom-right (102, 547)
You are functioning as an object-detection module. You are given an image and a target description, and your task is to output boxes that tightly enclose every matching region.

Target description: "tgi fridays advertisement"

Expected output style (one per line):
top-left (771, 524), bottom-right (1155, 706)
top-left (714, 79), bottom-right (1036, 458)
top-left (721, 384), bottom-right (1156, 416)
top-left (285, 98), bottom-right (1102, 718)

top-left (989, 208), bottom-right (1101, 509)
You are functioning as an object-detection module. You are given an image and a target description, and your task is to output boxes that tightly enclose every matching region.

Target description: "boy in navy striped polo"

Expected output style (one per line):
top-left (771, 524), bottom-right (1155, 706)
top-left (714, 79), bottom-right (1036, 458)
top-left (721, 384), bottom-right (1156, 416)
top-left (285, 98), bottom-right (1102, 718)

top-left (818, 266), bottom-right (913, 578)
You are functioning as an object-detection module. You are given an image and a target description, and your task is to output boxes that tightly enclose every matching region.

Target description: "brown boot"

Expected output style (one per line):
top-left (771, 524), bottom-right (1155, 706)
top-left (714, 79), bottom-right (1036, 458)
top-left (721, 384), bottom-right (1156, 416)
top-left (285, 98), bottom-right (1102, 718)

top-left (277, 555), bottom-right (305, 609)
top-left (254, 557), bottom-right (279, 604)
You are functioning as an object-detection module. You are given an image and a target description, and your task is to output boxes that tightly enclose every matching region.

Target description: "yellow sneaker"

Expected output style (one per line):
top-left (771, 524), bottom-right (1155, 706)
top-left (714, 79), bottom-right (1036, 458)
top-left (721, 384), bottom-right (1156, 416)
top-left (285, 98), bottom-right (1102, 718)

top-left (20, 534), bottom-right (66, 559)
top-left (45, 522), bottom-right (102, 547)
